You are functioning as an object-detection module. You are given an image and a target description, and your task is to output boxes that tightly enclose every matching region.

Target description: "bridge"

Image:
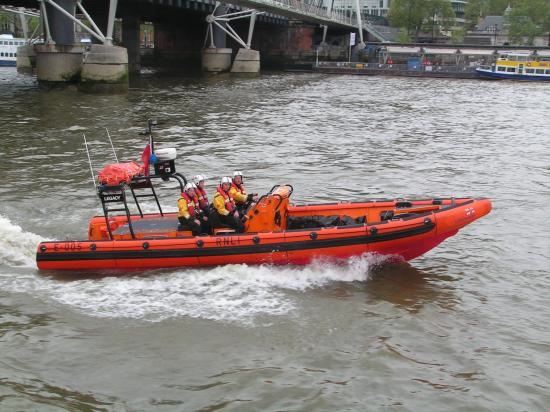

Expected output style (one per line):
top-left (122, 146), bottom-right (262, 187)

top-left (0, 0), bottom-right (389, 88)
top-left (1, 0), bottom-right (388, 40)
top-left (209, 0), bottom-right (388, 40)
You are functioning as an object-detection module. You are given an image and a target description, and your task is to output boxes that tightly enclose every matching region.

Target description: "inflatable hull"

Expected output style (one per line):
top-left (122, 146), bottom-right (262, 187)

top-left (36, 197), bottom-right (491, 271)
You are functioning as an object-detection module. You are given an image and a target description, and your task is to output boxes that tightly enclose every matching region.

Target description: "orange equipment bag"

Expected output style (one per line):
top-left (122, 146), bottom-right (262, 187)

top-left (98, 161), bottom-right (144, 185)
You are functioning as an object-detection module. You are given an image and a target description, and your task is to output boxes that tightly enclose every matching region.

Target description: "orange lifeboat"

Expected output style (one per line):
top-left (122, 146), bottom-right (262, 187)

top-left (36, 180), bottom-right (491, 271)
top-left (36, 122), bottom-right (492, 272)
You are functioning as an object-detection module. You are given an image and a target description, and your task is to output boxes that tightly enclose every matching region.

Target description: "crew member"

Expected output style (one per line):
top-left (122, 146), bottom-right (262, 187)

top-left (178, 183), bottom-right (207, 235)
top-left (193, 174), bottom-right (209, 215)
top-left (230, 171), bottom-right (258, 217)
top-left (211, 176), bottom-right (244, 233)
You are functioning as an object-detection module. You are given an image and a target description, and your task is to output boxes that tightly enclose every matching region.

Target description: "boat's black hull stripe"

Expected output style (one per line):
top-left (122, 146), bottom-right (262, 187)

top-left (37, 223), bottom-right (435, 262)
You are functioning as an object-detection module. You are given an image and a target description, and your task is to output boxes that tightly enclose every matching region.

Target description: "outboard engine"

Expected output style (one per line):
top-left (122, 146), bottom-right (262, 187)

top-left (153, 147), bottom-right (177, 180)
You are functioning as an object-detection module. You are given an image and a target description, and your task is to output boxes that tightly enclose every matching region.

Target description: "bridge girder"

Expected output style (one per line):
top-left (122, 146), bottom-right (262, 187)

top-left (1, 0), bottom-right (353, 30)
top-left (1, 0), bottom-right (385, 41)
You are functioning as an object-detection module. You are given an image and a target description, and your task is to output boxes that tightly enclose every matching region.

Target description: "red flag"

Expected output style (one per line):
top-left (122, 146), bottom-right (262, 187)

top-left (141, 143), bottom-right (151, 176)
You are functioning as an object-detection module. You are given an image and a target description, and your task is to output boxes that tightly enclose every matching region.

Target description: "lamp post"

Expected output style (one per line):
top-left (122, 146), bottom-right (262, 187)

top-left (316, 47), bottom-right (319, 67)
top-left (432, 12), bottom-right (436, 42)
top-left (493, 23), bottom-right (498, 46)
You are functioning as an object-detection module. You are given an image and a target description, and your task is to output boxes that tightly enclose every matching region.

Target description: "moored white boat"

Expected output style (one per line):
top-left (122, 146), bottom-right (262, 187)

top-left (0, 34), bottom-right (26, 67)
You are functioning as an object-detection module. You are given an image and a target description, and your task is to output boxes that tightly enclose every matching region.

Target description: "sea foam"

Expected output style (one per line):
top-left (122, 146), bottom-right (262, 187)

top-left (0, 214), bottom-right (48, 268)
top-left (0, 214), bottom-right (390, 324)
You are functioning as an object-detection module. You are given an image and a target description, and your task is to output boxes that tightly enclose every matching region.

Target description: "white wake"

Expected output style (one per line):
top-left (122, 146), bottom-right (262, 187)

top-left (0, 214), bottom-right (48, 268)
top-left (0, 214), bottom-right (392, 324)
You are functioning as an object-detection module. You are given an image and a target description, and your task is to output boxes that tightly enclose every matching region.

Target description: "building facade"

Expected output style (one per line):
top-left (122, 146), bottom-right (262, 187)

top-left (330, 0), bottom-right (391, 18)
top-left (330, 0), bottom-right (467, 24)
top-left (451, 0), bottom-right (467, 24)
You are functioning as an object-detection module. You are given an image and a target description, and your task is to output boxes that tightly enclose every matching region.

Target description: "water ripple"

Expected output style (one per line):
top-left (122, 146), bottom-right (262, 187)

top-left (0, 69), bottom-right (549, 411)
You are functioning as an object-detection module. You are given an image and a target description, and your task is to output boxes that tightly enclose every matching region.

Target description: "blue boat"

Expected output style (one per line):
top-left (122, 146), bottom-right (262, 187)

top-left (476, 53), bottom-right (550, 81)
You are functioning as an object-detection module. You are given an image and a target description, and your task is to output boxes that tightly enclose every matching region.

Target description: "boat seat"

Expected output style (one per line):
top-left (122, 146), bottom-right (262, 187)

top-left (380, 210), bottom-right (394, 221)
top-left (287, 215), bottom-right (363, 229)
top-left (213, 228), bottom-right (236, 235)
top-left (176, 230), bottom-right (193, 237)
top-left (174, 223), bottom-right (194, 237)
top-left (111, 216), bottom-right (181, 240)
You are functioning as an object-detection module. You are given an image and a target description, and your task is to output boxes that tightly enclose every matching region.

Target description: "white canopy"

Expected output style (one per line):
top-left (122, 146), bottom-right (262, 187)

top-left (386, 46), bottom-right (421, 54)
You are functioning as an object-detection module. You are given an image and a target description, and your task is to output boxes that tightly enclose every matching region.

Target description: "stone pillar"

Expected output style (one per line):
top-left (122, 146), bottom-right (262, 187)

top-left (80, 44), bottom-right (128, 92)
top-left (202, 5), bottom-right (232, 73)
top-left (35, 0), bottom-right (83, 82)
top-left (122, 10), bottom-right (141, 74)
top-left (213, 5), bottom-right (229, 49)
top-left (231, 48), bottom-right (260, 73)
top-left (35, 43), bottom-right (84, 82)
top-left (46, 0), bottom-right (76, 44)
top-left (202, 47), bottom-right (233, 72)
top-left (16, 45), bottom-right (36, 71)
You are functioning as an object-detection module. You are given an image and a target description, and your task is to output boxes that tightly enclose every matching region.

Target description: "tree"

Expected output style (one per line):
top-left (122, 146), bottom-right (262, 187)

top-left (451, 26), bottom-right (466, 43)
top-left (395, 27), bottom-right (412, 43)
top-left (507, 0), bottom-right (550, 45)
top-left (0, 11), bottom-right (14, 33)
top-left (464, 0), bottom-right (509, 29)
top-left (0, 11), bottom-right (39, 39)
top-left (388, 0), bottom-right (455, 42)
top-left (389, 0), bottom-right (427, 41)
top-left (425, 0), bottom-right (455, 40)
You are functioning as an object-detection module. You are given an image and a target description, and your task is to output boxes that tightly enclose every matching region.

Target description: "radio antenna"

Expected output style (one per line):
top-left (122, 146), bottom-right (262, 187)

top-left (83, 133), bottom-right (97, 190)
top-left (147, 119), bottom-right (157, 153)
top-left (105, 127), bottom-right (119, 162)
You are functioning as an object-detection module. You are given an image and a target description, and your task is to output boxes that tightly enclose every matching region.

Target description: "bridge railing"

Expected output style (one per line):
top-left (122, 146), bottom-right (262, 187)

top-left (254, 0), bottom-right (358, 26)
top-left (249, 0), bottom-right (389, 40)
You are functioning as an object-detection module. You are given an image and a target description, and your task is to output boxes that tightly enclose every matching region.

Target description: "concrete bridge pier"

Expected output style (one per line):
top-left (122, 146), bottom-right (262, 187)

top-left (32, 0), bottom-right (128, 90)
top-left (231, 48), bottom-right (260, 73)
top-left (80, 1), bottom-right (129, 91)
top-left (80, 44), bottom-right (128, 92)
top-left (46, 0), bottom-right (75, 43)
top-left (231, 11), bottom-right (260, 73)
top-left (121, 9), bottom-right (141, 74)
top-left (16, 44), bottom-right (36, 72)
top-left (10, 7), bottom-right (36, 71)
top-left (35, 43), bottom-right (85, 82)
top-left (202, 47), bottom-right (233, 72)
top-left (35, 0), bottom-right (83, 82)
top-left (202, 5), bottom-right (232, 73)
top-left (202, 7), bottom-right (260, 74)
